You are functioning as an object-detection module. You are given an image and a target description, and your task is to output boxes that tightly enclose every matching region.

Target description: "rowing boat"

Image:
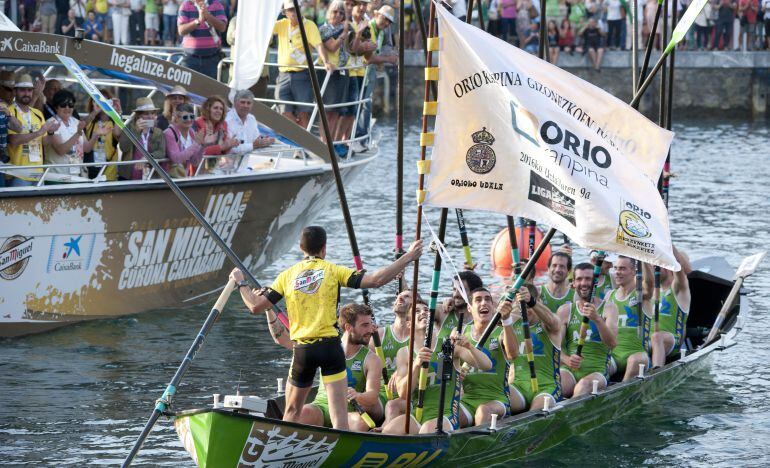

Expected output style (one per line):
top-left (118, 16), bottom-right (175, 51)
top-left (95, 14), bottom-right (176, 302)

top-left (171, 255), bottom-right (745, 466)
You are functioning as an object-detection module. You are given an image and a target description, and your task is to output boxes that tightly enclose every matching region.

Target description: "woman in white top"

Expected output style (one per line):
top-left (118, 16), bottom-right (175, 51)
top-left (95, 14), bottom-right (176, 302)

top-left (606, 0), bottom-right (624, 49)
top-left (110, 0), bottom-right (131, 45)
top-left (45, 90), bottom-right (98, 178)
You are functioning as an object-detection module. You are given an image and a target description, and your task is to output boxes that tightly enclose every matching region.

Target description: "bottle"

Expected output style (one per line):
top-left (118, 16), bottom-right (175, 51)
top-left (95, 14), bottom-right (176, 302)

top-left (94, 136), bottom-right (106, 164)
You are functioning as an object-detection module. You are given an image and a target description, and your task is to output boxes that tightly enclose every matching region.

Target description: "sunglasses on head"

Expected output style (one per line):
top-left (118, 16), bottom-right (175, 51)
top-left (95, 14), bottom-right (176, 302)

top-left (59, 101), bottom-right (75, 108)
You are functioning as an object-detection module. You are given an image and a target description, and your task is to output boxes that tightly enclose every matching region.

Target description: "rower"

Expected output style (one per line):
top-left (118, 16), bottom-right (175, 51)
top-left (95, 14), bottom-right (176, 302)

top-left (377, 290), bottom-right (416, 401)
top-left (462, 287), bottom-right (519, 426)
top-left (300, 303), bottom-right (385, 431)
top-left (231, 226), bottom-right (423, 430)
top-left (590, 250), bottom-right (617, 301)
top-left (434, 270), bottom-right (483, 341)
top-left (539, 252), bottom-right (574, 314)
top-left (508, 285), bottom-right (565, 412)
top-left (644, 246), bottom-right (692, 368)
top-left (607, 255), bottom-right (651, 381)
top-left (558, 263), bottom-right (618, 398)
top-left (381, 304), bottom-right (492, 434)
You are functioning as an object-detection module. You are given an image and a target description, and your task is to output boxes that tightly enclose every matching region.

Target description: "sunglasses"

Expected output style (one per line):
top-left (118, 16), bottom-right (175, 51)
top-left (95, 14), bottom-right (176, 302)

top-left (178, 114), bottom-right (194, 121)
top-left (58, 101), bottom-right (75, 108)
top-left (333, 10), bottom-right (345, 14)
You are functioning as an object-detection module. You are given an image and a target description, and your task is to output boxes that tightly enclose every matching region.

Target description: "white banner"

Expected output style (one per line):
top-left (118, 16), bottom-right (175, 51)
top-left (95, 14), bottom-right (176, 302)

top-left (230, 0), bottom-right (283, 92)
top-left (424, 6), bottom-right (679, 270)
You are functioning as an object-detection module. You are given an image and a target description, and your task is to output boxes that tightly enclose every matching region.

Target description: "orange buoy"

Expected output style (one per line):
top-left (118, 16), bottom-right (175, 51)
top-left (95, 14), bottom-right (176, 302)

top-left (490, 226), bottom-right (552, 278)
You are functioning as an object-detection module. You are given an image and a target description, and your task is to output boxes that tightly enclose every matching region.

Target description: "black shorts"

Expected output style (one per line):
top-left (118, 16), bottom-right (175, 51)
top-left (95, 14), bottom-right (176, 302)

top-left (289, 336), bottom-right (347, 388)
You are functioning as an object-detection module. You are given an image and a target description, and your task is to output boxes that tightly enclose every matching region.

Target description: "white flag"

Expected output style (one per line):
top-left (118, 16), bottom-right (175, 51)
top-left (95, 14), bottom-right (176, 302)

top-left (230, 0), bottom-right (283, 92)
top-left (424, 6), bottom-right (679, 270)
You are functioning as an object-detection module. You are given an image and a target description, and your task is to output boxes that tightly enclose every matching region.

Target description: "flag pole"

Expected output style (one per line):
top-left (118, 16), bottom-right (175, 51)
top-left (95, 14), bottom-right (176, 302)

top-left (455, 209), bottom-right (476, 269)
top-left (405, 0), bottom-right (438, 434)
top-left (632, 0), bottom-right (639, 91)
top-left (290, 0), bottom-right (390, 389)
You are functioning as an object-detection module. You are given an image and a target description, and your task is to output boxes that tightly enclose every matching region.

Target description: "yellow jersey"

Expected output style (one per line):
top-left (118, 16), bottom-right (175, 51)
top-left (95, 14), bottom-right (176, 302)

top-left (347, 18), bottom-right (376, 78)
top-left (7, 105), bottom-right (45, 181)
top-left (269, 257), bottom-right (361, 342)
top-left (273, 18), bottom-right (322, 73)
top-left (86, 121), bottom-right (118, 181)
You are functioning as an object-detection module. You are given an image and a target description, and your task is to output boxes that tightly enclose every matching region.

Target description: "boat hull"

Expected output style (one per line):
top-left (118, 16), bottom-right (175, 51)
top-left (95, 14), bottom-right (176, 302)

top-left (173, 345), bottom-right (719, 467)
top-left (0, 157), bottom-right (372, 337)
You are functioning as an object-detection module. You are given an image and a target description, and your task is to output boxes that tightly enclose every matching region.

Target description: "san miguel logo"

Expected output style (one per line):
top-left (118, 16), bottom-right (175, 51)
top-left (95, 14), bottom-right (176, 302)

top-left (0, 235), bottom-right (34, 280)
top-left (465, 127), bottom-right (496, 174)
top-left (293, 269), bottom-right (325, 294)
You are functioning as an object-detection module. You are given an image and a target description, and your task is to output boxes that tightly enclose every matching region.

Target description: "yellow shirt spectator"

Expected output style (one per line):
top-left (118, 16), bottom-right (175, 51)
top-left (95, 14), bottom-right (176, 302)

top-left (7, 104), bottom-right (45, 182)
top-left (273, 17), bottom-right (323, 73)
top-left (269, 257), bottom-right (361, 342)
top-left (85, 120), bottom-right (119, 181)
top-left (347, 18), bottom-right (376, 78)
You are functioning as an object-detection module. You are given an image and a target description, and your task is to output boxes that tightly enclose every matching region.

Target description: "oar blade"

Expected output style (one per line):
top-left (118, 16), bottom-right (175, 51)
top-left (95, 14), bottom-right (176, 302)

top-left (665, 0), bottom-right (708, 54)
top-left (56, 54), bottom-right (126, 130)
top-left (735, 251), bottom-right (766, 279)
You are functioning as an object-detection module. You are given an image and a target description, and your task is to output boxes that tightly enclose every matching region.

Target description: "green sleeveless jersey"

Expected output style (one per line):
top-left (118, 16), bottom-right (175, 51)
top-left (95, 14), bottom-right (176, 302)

top-left (607, 288), bottom-right (649, 370)
top-left (436, 310), bottom-right (467, 343)
top-left (539, 285), bottom-right (575, 314)
top-left (659, 287), bottom-right (688, 344)
top-left (382, 325), bottom-right (409, 373)
top-left (461, 325), bottom-right (510, 410)
top-left (594, 275), bottom-right (611, 301)
top-left (511, 319), bottom-right (561, 400)
top-left (314, 345), bottom-right (369, 407)
top-left (413, 340), bottom-right (461, 427)
top-left (564, 301), bottom-right (612, 380)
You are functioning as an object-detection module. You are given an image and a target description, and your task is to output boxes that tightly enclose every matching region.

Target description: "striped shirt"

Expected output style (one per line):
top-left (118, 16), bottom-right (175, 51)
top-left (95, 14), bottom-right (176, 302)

top-left (177, 0), bottom-right (227, 55)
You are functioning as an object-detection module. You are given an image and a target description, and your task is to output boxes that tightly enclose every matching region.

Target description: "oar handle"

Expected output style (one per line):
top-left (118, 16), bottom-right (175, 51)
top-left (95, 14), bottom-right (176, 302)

top-left (520, 301), bottom-right (538, 393)
top-left (122, 279), bottom-right (236, 468)
top-left (704, 276), bottom-right (744, 344)
top-left (653, 266), bottom-right (661, 332)
top-left (349, 398), bottom-right (376, 429)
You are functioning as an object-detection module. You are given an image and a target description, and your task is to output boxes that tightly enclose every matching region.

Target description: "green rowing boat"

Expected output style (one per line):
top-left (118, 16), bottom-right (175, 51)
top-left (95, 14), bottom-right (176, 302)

top-left (172, 256), bottom-right (745, 467)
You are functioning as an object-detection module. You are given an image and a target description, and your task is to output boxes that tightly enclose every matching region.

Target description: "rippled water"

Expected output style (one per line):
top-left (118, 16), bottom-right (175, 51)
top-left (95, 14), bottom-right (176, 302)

top-left (0, 118), bottom-right (768, 467)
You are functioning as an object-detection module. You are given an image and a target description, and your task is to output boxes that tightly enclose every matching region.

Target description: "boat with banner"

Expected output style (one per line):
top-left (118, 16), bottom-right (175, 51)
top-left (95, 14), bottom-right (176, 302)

top-left (0, 30), bottom-right (378, 337)
top-left (171, 255), bottom-right (747, 467)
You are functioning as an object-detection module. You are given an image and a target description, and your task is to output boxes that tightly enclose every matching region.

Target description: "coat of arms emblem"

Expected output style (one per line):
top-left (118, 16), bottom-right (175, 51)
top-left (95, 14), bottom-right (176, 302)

top-left (466, 127), bottom-right (496, 174)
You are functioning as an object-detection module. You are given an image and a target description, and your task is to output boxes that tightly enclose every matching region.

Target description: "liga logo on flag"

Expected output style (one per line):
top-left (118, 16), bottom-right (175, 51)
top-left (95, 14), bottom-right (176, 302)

top-left (424, 6), bottom-right (680, 270)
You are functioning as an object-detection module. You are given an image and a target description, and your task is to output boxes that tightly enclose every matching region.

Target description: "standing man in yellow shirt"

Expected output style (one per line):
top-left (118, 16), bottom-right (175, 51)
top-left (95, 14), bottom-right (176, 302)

top-left (230, 226), bottom-right (423, 430)
top-left (7, 74), bottom-right (59, 187)
top-left (274, 0), bottom-right (334, 130)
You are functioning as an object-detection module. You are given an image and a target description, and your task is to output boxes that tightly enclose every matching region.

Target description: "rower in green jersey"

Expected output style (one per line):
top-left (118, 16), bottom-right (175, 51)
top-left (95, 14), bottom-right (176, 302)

top-left (607, 255), bottom-right (652, 381)
top-left (507, 284), bottom-right (566, 413)
top-left (558, 263), bottom-right (618, 398)
top-left (539, 251), bottom-right (575, 314)
top-left (381, 303), bottom-right (491, 435)
top-left (434, 270), bottom-right (483, 343)
top-left (301, 304), bottom-right (385, 432)
top-left (590, 250), bottom-right (617, 301)
top-left (376, 290), bottom-right (414, 403)
top-left (644, 246), bottom-right (692, 368)
top-left (462, 287), bottom-right (518, 426)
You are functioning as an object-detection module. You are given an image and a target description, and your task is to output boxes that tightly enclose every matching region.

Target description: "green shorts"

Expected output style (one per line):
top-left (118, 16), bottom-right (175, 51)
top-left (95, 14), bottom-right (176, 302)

top-left (612, 348), bottom-right (646, 374)
top-left (414, 385), bottom-right (470, 430)
top-left (461, 396), bottom-right (509, 419)
top-left (312, 393), bottom-right (386, 428)
top-left (510, 381), bottom-right (560, 407)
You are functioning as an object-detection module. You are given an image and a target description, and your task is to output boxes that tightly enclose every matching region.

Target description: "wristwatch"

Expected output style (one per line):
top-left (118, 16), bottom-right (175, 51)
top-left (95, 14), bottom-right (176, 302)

top-left (237, 280), bottom-right (249, 290)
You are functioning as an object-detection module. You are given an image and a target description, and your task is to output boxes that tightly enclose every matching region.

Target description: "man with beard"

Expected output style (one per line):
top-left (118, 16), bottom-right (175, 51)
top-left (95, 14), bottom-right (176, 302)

top-left (300, 303), bottom-right (385, 431)
top-left (644, 247), bottom-right (692, 368)
top-left (540, 252), bottom-right (574, 314)
top-left (462, 288), bottom-right (519, 426)
top-left (558, 263), bottom-right (618, 398)
top-left (508, 285), bottom-right (565, 412)
top-left (607, 255), bottom-right (651, 381)
top-left (377, 290), bottom-right (416, 401)
top-left (382, 301), bottom-right (492, 434)
top-left (435, 270), bottom-right (483, 342)
top-left (7, 74), bottom-right (59, 187)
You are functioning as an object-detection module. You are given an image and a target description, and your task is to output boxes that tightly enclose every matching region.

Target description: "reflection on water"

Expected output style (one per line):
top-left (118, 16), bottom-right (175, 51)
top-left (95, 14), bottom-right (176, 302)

top-left (0, 119), bottom-right (768, 466)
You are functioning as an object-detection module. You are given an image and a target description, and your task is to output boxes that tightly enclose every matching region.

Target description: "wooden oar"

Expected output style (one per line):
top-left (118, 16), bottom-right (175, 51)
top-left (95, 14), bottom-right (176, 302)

top-left (455, 209), bottom-right (476, 270)
top-left (395, 0), bottom-right (406, 296)
top-left (527, 219), bottom-right (537, 259)
top-left (705, 252), bottom-right (766, 345)
top-left (446, 309), bottom-right (466, 432)
top-left (435, 336), bottom-right (455, 434)
top-left (122, 279), bottom-right (236, 467)
top-left (290, 0), bottom-right (390, 392)
top-left (635, 260), bottom-right (644, 339)
top-left (507, 217), bottom-right (537, 392)
top-left (349, 398), bottom-right (376, 429)
top-left (653, 266), bottom-right (661, 333)
top-left (415, 208), bottom-right (448, 420)
top-left (574, 252), bottom-right (605, 359)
